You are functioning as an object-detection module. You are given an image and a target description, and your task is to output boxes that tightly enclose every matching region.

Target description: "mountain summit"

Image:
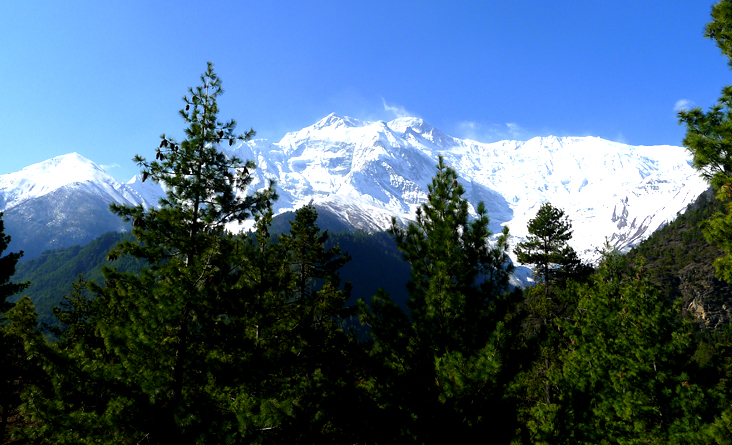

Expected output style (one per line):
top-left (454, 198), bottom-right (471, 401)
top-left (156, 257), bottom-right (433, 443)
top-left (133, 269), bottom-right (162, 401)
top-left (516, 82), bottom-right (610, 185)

top-left (312, 113), bottom-right (365, 130)
top-left (0, 153), bottom-right (163, 212)
top-left (0, 153), bottom-right (164, 259)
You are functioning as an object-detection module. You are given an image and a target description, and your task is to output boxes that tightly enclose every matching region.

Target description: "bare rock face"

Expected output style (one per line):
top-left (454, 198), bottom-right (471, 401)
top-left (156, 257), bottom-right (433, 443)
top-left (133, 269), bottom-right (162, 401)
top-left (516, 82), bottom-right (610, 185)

top-left (679, 262), bottom-right (732, 330)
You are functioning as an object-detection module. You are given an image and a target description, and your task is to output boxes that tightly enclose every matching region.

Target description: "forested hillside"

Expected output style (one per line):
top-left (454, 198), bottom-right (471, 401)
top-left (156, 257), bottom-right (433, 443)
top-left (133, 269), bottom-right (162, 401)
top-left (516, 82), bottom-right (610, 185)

top-left (11, 231), bottom-right (146, 327)
top-left (3, 37), bottom-right (732, 443)
top-left (627, 188), bottom-right (732, 328)
top-left (11, 227), bottom-right (411, 331)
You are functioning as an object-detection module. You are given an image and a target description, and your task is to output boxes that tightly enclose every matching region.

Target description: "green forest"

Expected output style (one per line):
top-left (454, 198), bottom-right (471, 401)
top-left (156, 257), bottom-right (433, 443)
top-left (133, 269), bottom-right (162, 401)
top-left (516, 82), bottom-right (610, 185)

top-left (4, 4), bottom-right (732, 443)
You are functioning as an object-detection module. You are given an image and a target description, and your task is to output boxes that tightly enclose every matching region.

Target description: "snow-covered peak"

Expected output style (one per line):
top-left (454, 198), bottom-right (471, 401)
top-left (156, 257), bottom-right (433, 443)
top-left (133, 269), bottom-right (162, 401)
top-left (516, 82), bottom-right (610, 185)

top-left (126, 174), bottom-right (167, 208)
top-left (312, 113), bottom-right (365, 130)
top-left (0, 153), bottom-right (119, 210)
top-left (4, 116), bottom-right (708, 286)
top-left (233, 115), bottom-right (708, 275)
top-left (0, 152), bottom-right (165, 212)
top-left (388, 117), bottom-right (456, 148)
top-left (387, 117), bottom-right (430, 134)
top-left (278, 114), bottom-right (371, 148)
top-left (11, 152), bottom-right (112, 186)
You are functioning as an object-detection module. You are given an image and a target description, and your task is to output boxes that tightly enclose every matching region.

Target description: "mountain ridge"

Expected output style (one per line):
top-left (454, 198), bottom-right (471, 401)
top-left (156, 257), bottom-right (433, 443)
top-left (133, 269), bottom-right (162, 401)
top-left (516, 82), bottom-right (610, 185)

top-left (0, 153), bottom-right (165, 258)
top-left (226, 114), bottom-right (708, 270)
top-left (0, 114), bottom-right (708, 276)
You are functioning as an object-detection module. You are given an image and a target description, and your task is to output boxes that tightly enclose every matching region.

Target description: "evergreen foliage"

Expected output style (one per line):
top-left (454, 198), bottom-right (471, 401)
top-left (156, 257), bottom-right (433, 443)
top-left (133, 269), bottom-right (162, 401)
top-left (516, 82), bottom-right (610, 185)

top-left (514, 202), bottom-right (591, 295)
top-left (231, 205), bottom-right (362, 443)
top-left (1, 297), bottom-right (44, 445)
top-left (0, 213), bottom-right (28, 313)
top-left (11, 64), bottom-right (365, 445)
top-left (9, 3), bottom-right (732, 437)
top-left (7, 158), bottom-right (732, 443)
top-left (689, 322), bottom-right (732, 444)
top-left (10, 231), bottom-right (145, 328)
top-left (327, 229), bottom-right (411, 308)
top-left (679, 0), bottom-right (732, 283)
top-left (625, 188), bottom-right (732, 330)
top-left (11, 228), bottom-right (411, 333)
top-left (509, 204), bottom-right (589, 443)
top-left (0, 212), bottom-right (33, 444)
top-left (91, 62), bottom-right (274, 443)
top-left (553, 251), bottom-right (710, 444)
top-left (15, 63), bottom-right (280, 444)
top-left (359, 155), bottom-right (516, 442)
top-left (627, 190), bottom-right (723, 297)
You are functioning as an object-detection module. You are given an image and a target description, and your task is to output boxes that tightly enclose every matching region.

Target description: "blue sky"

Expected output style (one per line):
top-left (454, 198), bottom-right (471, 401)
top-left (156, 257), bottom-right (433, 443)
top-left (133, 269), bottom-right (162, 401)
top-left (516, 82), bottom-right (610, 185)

top-left (1, 1), bottom-right (729, 183)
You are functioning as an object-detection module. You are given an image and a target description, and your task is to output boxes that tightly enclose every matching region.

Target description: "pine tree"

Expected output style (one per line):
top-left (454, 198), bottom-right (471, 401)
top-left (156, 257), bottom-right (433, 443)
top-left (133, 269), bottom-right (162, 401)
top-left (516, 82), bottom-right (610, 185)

top-left (101, 62), bottom-right (274, 442)
top-left (679, 0), bottom-right (732, 283)
top-left (360, 155), bottom-right (515, 442)
top-left (707, 404), bottom-right (732, 444)
top-left (513, 202), bottom-right (589, 341)
top-left (0, 213), bottom-right (28, 313)
top-left (690, 321), bottom-right (732, 444)
top-left (675, 3), bottom-right (732, 441)
top-left (222, 204), bottom-right (358, 444)
top-left (509, 203), bottom-right (591, 443)
top-left (514, 202), bottom-right (590, 297)
top-left (1, 297), bottom-right (45, 444)
top-left (255, 205), bottom-right (360, 443)
top-left (0, 212), bottom-right (32, 444)
top-left (18, 63), bottom-right (276, 444)
top-left (106, 62), bottom-right (274, 443)
top-left (552, 251), bottom-right (710, 444)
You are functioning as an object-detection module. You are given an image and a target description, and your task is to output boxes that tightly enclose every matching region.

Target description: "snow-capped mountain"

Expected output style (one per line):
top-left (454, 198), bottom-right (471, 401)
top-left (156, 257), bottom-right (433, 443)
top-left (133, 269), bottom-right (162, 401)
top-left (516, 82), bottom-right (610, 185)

top-left (0, 153), bottom-right (163, 212)
top-left (0, 153), bottom-right (165, 259)
top-left (0, 115), bottom-right (709, 277)
top-left (228, 113), bottom-right (708, 268)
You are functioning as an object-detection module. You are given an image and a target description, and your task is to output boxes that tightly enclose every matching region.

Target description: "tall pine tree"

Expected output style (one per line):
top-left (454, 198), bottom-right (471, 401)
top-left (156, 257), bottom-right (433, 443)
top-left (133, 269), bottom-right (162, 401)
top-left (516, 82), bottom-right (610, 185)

top-left (676, 3), bottom-right (732, 440)
top-left (679, 0), bottom-right (732, 283)
top-left (227, 204), bottom-right (359, 443)
top-left (0, 213), bottom-right (27, 313)
top-left (514, 202), bottom-right (590, 297)
top-left (510, 203), bottom-right (590, 443)
top-left (360, 156), bottom-right (516, 443)
top-left (17, 63), bottom-right (276, 444)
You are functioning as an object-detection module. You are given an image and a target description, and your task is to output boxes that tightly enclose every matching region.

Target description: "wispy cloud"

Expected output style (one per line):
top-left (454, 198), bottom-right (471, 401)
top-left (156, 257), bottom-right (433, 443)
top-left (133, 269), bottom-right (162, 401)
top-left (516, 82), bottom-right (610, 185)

top-left (321, 91), bottom-right (419, 124)
top-left (456, 121), bottom-right (531, 142)
top-left (674, 99), bottom-right (695, 113)
top-left (613, 132), bottom-right (629, 145)
top-left (100, 163), bottom-right (121, 171)
top-left (382, 98), bottom-right (414, 119)
top-left (505, 122), bottom-right (523, 138)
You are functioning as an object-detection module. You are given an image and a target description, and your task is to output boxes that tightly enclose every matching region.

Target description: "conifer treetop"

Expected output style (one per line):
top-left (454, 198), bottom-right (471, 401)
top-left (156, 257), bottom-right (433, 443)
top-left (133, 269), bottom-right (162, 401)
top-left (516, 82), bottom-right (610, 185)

top-left (109, 62), bottom-right (276, 263)
top-left (0, 212), bottom-right (28, 313)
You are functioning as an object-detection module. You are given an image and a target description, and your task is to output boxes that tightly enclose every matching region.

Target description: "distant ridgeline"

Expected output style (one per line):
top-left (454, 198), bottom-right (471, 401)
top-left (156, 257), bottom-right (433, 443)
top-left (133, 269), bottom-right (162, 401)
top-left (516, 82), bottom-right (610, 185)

top-left (11, 210), bottom-right (412, 330)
